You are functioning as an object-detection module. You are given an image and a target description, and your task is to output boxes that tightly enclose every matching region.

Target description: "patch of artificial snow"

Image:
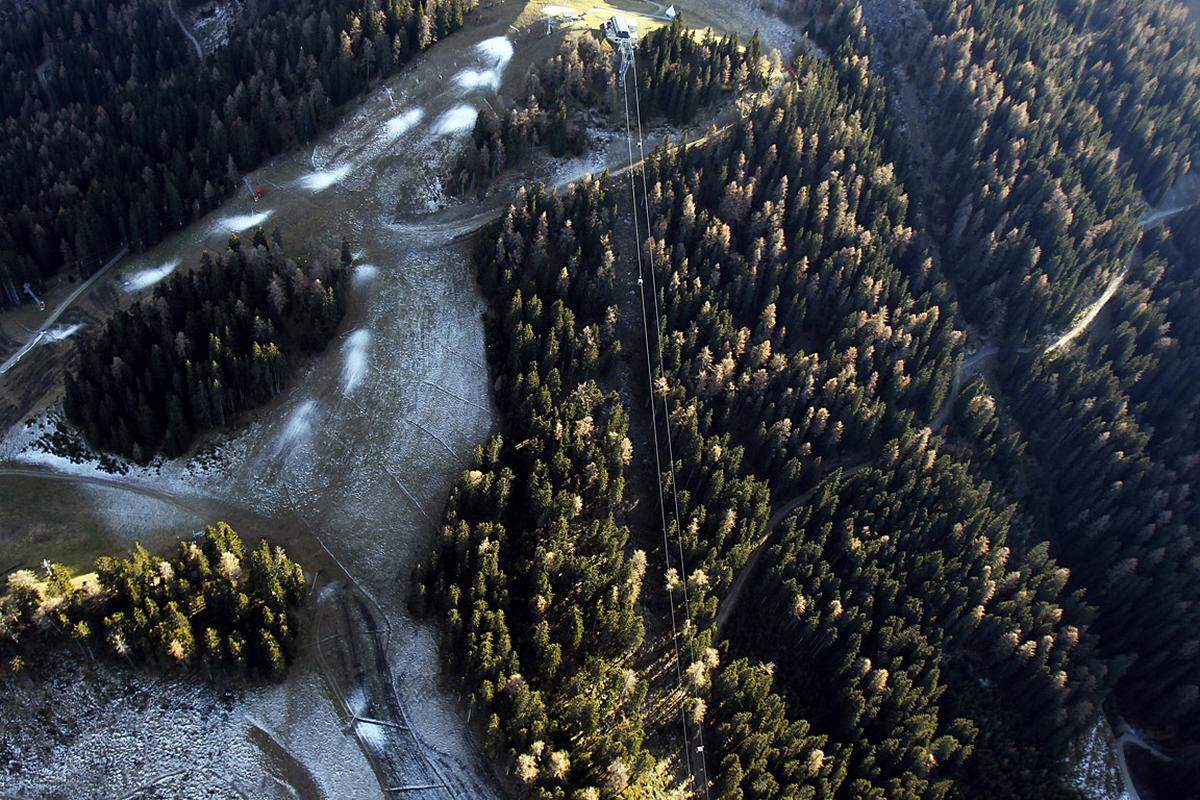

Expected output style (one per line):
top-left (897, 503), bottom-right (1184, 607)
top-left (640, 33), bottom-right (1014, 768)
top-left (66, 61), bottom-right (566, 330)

top-left (190, 0), bottom-right (239, 51)
top-left (1069, 718), bottom-right (1128, 800)
top-left (454, 67), bottom-right (503, 92)
top-left (341, 330), bottom-right (371, 395)
top-left (273, 399), bottom-right (316, 455)
top-left (298, 164), bottom-right (351, 191)
top-left (123, 257), bottom-right (182, 292)
top-left (353, 264), bottom-right (379, 286)
top-left (474, 36), bottom-right (514, 67)
top-left (453, 36), bottom-right (513, 94)
top-left (384, 108), bottom-right (425, 141)
top-left (217, 209), bottom-right (274, 233)
top-left (353, 719), bottom-right (389, 750)
top-left (10, 440), bottom-right (115, 479)
top-left (346, 685), bottom-right (367, 717)
top-left (42, 323), bottom-right (83, 342)
top-left (432, 105), bottom-right (478, 136)
top-left (0, 659), bottom-right (268, 798)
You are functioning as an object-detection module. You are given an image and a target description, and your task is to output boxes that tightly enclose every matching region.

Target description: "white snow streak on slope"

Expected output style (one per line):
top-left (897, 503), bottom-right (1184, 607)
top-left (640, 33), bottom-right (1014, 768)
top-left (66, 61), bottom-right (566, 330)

top-left (432, 105), bottom-right (478, 135)
top-left (384, 107), bottom-right (425, 141)
top-left (299, 164), bottom-right (351, 191)
top-left (475, 35), bottom-right (514, 66)
top-left (346, 686), bottom-right (367, 716)
top-left (274, 399), bottom-right (316, 455)
top-left (354, 720), bottom-right (389, 749)
top-left (43, 324), bottom-right (83, 342)
top-left (454, 67), bottom-right (503, 92)
top-left (218, 209), bottom-right (274, 232)
top-left (342, 330), bottom-right (371, 395)
top-left (353, 264), bottom-right (379, 286)
top-left (124, 257), bottom-right (182, 292)
top-left (453, 35), bottom-right (514, 93)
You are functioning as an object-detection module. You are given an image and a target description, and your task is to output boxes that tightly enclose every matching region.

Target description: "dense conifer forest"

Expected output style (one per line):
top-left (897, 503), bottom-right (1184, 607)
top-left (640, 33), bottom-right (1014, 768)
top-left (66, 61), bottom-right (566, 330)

top-left (840, 0), bottom-right (1200, 767)
top-left (63, 231), bottom-right (350, 461)
top-left (837, 0), bottom-right (1200, 749)
top-left (420, 2), bottom-right (1200, 796)
top-left (0, 522), bottom-right (307, 678)
top-left (0, 0), bottom-right (471, 307)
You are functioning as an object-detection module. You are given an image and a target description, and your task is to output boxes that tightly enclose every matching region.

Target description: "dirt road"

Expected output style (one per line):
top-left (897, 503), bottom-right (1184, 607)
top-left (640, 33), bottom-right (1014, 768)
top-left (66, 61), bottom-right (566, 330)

top-left (714, 463), bottom-right (868, 634)
top-left (169, 0), bottom-right (204, 59)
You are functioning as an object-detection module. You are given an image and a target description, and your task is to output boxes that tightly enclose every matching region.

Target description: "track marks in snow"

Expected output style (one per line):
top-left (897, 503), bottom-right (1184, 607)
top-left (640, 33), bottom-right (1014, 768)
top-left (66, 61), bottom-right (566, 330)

top-left (123, 257), bottom-right (182, 292)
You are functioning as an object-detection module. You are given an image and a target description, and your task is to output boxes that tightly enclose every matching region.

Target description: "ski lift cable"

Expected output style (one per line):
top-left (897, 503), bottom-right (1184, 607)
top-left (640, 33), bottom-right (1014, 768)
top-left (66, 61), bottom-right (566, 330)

top-left (620, 58), bottom-right (696, 788)
top-left (630, 47), bottom-right (714, 799)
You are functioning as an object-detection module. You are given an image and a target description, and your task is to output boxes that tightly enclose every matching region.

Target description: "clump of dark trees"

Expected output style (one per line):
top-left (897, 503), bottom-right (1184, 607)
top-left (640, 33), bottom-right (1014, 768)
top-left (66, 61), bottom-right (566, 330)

top-left (908, 0), bottom-right (1200, 344)
top-left (64, 230), bottom-right (349, 462)
top-left (1000, 215), bottom-right (1200, 740)
top-left (0, 522), bottom-right (307, 679)
top-left (0, 0), bottom-right (472, 307)
top-left (924, 0), bottom-right (1200, 204)
top-left (449, 18), bottom-right (768, 195)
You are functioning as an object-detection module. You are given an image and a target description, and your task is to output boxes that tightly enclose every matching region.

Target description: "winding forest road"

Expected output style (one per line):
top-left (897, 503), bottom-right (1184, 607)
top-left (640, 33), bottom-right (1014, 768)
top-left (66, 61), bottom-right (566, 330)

top-left (1112, 720), bottom-right (1173, 800)
top-left (1141, 202), bottom-right (1196, 228)
top-left (169, 0), bottom-right (204, 60)
top-left (715, 463), bottom-right (868, 633)
top-left (0, 464), bottom-right (208, 514)
top-left (1045, 266), bottom-right (1128, 355)
top-left (714, 335), bottom-right (996, 636)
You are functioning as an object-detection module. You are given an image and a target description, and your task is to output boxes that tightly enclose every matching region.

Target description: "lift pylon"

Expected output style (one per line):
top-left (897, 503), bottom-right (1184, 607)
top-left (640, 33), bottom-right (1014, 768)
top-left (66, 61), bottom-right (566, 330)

top-left (22, 282), bottom-right (45, 311)
top-left (242, 175), bottom-right (265, 202)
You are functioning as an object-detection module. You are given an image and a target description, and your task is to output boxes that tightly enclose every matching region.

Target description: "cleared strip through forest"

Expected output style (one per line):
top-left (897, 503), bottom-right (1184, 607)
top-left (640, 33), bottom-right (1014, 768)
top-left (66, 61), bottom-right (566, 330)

top-left (628, 45), bottom-right (714, 798)
top-left (618, 54), bottom-right (699, 792)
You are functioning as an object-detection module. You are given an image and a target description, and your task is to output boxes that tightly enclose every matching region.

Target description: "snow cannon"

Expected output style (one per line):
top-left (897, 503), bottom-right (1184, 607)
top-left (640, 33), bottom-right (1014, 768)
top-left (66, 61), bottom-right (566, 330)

top-left (242, 175), bottom-right (266, 203)
top-left (22, 282), bottom-right (46, 311)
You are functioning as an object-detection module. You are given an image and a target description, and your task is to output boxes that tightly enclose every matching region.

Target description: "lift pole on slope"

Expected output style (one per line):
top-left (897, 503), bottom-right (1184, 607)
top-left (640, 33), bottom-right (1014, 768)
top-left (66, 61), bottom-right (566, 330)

top-left (22, 282), bottom-right (45, 311)
top-left (242, 175), bottom-right (265, 203)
